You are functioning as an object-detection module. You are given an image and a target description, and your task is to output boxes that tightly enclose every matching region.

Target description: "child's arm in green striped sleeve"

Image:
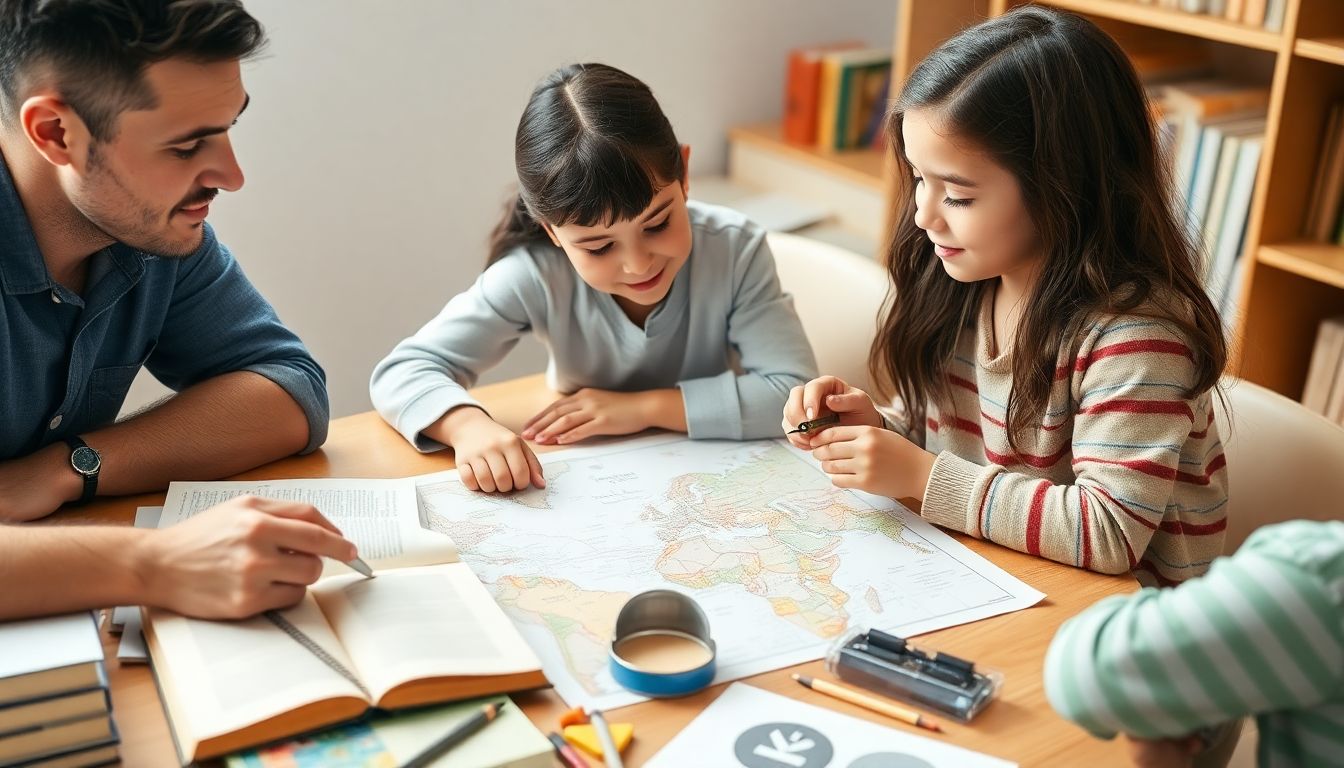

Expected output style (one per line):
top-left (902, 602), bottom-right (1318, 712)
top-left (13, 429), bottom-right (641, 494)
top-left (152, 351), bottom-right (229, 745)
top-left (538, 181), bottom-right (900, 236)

top-left (1043, 538), bottom-right (1344, 741)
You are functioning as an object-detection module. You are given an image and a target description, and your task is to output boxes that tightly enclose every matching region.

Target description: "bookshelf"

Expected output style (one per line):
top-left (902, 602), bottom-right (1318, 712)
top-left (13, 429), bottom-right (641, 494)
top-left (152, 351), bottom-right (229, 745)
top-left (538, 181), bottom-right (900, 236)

top-left (737, 0), bottom-right (1344, 404)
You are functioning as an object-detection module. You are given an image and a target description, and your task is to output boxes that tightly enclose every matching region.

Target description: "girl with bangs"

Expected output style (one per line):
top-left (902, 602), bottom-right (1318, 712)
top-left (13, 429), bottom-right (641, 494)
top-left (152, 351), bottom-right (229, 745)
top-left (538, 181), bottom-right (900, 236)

top-left (373, 63), bottom-right (816, 494)
top-left (784, 7), bottom-right (1229, 587)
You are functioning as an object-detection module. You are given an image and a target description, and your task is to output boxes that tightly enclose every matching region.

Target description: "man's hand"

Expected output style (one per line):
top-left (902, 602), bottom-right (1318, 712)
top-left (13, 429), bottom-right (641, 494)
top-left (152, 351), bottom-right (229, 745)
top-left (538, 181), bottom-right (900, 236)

top-left (521, 388), bottom-right (668, 445)
top-left (431, 406), bottom-right (545, 494)
top-left (0, 443), bottom-right (81, 522)
top-left (139, 496), bottom-right (359, 620)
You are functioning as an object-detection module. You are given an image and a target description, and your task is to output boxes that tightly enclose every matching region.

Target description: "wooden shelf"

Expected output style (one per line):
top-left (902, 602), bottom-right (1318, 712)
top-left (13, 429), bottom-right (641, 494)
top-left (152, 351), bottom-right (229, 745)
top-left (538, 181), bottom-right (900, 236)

top-left (1038, 0), bottom-right (1284, 51)
top-left (1258, 242), bottom-right (1344, 289)
top-left (1296, 37), bottom-right (1344, 66)
top-left (728, 124), bottom-right (886, 193)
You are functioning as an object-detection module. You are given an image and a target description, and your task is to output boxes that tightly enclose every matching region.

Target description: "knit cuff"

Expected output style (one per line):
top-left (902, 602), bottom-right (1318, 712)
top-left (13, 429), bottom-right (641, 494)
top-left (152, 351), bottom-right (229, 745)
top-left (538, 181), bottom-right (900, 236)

top-left (921, 450), bottom-right (983, 535)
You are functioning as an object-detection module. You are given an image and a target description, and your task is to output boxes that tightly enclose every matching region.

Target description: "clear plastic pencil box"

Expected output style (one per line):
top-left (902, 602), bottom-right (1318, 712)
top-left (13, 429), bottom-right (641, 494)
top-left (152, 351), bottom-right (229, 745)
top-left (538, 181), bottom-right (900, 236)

top-left (825, 627), bottom-right (1003, 722)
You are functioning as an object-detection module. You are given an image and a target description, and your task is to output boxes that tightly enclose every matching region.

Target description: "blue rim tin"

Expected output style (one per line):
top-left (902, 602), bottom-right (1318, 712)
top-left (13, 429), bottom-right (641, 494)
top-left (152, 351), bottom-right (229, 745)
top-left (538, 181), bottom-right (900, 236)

top-left (608, 590), bottom-right (716, 698)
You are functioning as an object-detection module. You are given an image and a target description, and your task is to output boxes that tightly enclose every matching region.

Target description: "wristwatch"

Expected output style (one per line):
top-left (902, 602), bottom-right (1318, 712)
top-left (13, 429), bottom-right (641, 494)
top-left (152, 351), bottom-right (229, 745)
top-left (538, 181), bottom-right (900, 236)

top-left (63, 436), bottom-right (101, 505)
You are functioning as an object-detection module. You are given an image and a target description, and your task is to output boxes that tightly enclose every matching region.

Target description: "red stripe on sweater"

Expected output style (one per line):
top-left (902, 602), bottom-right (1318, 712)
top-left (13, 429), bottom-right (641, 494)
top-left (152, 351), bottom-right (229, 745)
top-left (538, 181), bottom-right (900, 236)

top-left (1189, 411), bottom-right (1215, 439)
top-left (1026, 480), bottom-right (1050, 556)
top-left (984, 443), bottom-right (1069, 469)
top-left (1058, 339), bottom-right (1195, 379)
top-left (940, 415), bottom-right (983, 437)
top-left (1079, 491), bottom-right (1093, 570)
top-left (949, 374), bottom-right (979, 394)
top-left (1079, 399), bottom-right (1195, 422)
top-left (1089, 485), bottom-right (1142, 566)
top-left (1134, 559), bottom-right (1182, 587)
top-left (981, 409), bottom-right (1066, 432)
top-left (1158, 518), bottom-right (1227, 535)
top-left (1073, 453), bottom-right (1225, 486)
top-left (927, 417), bottom-right (939, 434)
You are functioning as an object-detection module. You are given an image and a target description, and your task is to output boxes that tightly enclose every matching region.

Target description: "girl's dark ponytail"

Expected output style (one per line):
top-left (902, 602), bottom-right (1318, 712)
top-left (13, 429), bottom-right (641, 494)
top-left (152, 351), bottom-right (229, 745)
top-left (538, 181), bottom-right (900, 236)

top-left (488, 195), bottom-right (547, 265)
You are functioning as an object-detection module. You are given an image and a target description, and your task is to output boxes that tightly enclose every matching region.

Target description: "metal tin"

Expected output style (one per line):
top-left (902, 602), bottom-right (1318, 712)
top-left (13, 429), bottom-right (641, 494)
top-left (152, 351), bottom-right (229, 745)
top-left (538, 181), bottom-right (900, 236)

top-left (608, 590), bottom-right (716, 697)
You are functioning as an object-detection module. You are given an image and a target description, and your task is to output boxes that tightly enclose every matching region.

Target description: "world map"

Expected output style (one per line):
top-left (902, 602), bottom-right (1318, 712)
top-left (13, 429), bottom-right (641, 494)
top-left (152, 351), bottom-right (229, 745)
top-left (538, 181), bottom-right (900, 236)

top-left (415, 435), bottom-right (1042, 709)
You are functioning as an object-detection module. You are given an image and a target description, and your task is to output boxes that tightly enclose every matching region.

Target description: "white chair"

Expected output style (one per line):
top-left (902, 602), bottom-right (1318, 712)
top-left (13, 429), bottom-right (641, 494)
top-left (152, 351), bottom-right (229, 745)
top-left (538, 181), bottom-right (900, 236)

top-left (1213, 377), bottom-right (1344, 554)
top-left (767, 232), bottom-right (890, 394)
top-left (1207, 378), bottom-right (1344, 768)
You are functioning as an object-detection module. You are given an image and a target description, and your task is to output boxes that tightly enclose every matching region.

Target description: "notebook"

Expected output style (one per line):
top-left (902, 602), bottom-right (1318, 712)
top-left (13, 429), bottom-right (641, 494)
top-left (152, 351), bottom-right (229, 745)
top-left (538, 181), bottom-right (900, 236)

top-left (143, 478), bottom-right (547, 764)
top-left (224, 696), bottom-right (552, 768)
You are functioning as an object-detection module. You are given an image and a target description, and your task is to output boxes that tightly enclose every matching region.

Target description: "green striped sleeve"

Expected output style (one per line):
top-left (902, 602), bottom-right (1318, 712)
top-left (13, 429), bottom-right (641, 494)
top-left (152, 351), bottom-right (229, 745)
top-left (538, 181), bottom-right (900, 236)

top-left (1045, 528), bottom-right (1344, 741)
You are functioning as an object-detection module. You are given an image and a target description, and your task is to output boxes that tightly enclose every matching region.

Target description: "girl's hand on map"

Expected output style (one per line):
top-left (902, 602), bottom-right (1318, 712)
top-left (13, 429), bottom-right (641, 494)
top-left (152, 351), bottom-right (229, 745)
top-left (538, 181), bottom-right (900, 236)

top-left (523, 388), bottom-right (686, 445)
top-left (431, 406), bottom-right (545, 493)
top-left (808, 425), bottom-right (935, 503)
top-left (782, 376), bottom-right (882, 450)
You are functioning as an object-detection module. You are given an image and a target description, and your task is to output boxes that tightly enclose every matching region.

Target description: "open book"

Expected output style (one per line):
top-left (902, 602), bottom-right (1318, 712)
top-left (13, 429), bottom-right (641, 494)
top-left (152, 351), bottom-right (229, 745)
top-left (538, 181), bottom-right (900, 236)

top-left (142, 479), bottom-right (546, 764)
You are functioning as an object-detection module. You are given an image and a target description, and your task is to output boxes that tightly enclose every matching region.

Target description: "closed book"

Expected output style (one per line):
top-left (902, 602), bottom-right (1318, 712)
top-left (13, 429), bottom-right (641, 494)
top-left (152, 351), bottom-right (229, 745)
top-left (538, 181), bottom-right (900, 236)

top-left (1264, 0), bottom-right (1287, 31)
top-left (1241, 0), bottom-right (1267, 26)
top-left (1225, 0), bottom-right (1245, 22)
top-left (1312, 104), bottom-right (1344, 242)
top-left (1208, 134), bottom-right (1264, 311)
top-left (1163, 80), bottom-right (1270, 119)
top-left (0, 713), bottom-right (115, 766)
top-left (837, 58), bottom-right (890, 149)
top-left (1304, 104), bottom-right (1344, 239)
top-left (145, 478), bottom-right (548, 764)
top-left (9, 742), bottom-right (118, 768)
top-left (0, 688), bottom-right (109, 738)
top-left (0, 615), bottom-right (103, 708)
top-left (816, 48), bottom-right (889, 151)
top-left (1302, 317), bottom-right (1344, 414)
top-left (224, 696), bottom-right (552, 768)
top-left (783, 41), bottom-right (862, 145)
top-left (1188, 116), bottom-right (1267, 232)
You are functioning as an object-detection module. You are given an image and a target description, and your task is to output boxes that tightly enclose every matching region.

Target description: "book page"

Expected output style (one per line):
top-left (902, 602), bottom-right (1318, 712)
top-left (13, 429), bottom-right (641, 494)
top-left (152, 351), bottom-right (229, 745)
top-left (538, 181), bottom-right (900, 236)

top-left (159, 478), bottom-right (457, 577)
top-left (313, 565), bottom-right (542, 703)
top-left (146, 593), bottom-right (366, 741)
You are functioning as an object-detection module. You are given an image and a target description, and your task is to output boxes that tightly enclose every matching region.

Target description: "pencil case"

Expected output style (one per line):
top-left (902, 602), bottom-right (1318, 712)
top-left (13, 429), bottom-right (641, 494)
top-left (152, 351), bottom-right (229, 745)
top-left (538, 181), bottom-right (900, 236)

top-left (824, 627), bottom-right (1002, 722)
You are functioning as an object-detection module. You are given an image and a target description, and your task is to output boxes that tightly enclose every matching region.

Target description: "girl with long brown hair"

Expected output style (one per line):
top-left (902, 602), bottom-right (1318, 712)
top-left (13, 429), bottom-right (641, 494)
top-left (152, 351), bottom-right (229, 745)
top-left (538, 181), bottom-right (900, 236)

top-left (784, 7), bottom-right (1228, 586)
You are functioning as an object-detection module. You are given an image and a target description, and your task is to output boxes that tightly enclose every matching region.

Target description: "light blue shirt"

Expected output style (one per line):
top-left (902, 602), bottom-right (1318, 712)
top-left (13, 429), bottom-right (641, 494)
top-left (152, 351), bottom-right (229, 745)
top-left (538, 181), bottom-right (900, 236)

top-left (371, 201), bottom-right (817, 447)
top-left (0, 151), bottom-right (328, 460)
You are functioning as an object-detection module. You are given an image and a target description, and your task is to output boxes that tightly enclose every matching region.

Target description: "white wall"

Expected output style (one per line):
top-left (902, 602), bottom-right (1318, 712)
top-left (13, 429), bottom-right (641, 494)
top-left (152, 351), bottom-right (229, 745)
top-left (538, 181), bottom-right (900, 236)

top-left (124, 0), bottom-right (897, 418)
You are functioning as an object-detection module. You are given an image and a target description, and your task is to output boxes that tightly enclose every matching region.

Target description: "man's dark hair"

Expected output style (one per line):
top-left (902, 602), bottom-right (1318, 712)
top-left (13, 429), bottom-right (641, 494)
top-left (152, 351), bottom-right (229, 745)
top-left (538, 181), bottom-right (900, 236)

top-left (0, 0), bottom-right (265, 141)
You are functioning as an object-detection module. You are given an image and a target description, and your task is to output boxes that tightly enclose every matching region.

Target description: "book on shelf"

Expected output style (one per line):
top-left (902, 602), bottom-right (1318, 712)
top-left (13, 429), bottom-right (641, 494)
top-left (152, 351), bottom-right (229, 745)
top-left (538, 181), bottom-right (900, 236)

top-left (1204, 132), bottom-right (1265, 312)
top-left (783, 41), bottom-right (863, 145)
top-left (144, 478), bottom-right (547, 764)
top-left (1305, 103), bottom-right (1344, 243)
top-left (1303, 316), bottom-right (1344, 422)
top-left (224, 695), bottom-right (552, 768)
top-left (816, 47), bottom-right (890, 151)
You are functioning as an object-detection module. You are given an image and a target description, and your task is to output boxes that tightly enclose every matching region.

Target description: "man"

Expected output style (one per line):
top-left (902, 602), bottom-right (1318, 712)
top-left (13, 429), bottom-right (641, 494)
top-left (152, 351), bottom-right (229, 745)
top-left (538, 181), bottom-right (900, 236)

top-left (0, 0), bottom-right (356, 620)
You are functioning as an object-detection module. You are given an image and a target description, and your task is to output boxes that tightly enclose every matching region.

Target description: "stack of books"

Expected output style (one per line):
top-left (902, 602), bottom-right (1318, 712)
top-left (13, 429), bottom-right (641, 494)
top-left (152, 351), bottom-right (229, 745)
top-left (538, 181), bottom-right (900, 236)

top-left (0, 612), bottom-right (118, 768)
top-left (1150, 77), bottom-right (1269, 320)
top-left (783, 42), bottom-right (891, 151)
top-left (1303, 316), bottom-right (1344, 425)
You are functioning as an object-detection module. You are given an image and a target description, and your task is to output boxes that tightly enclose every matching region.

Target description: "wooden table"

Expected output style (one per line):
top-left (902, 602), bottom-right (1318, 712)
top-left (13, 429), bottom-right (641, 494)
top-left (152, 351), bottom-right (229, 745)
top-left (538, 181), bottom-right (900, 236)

top-left (60, 375), bottom-right (1136, 766)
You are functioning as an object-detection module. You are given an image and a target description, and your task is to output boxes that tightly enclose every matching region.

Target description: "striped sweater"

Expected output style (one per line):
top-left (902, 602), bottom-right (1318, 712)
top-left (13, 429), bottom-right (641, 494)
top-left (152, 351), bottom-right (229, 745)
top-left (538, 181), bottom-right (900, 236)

top-left (1045, 520), bottom-right (1344, 767)
top-left (910, 296), bottom-right (1227, 585)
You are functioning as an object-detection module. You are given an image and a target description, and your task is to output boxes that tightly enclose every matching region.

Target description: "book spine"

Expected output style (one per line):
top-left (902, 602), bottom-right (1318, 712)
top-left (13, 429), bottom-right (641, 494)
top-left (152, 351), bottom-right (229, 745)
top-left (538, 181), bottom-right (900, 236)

top-left (783, 51), bottom-right (822, 145)
top-left (816, 55), bottom-right (843, 151)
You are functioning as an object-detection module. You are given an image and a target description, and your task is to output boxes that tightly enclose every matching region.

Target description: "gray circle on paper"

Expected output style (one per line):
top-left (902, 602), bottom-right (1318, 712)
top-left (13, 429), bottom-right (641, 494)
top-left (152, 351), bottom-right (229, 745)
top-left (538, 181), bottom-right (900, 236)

top-left (847, 754), bottom-right (936, 768)
top-left (734, 722), bottom-right (833, 768)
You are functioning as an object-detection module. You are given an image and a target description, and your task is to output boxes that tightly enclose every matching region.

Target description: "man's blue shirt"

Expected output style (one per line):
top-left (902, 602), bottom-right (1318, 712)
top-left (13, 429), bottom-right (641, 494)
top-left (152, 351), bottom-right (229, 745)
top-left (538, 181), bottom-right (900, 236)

top-left (0, 153), bottom-right (328, 460)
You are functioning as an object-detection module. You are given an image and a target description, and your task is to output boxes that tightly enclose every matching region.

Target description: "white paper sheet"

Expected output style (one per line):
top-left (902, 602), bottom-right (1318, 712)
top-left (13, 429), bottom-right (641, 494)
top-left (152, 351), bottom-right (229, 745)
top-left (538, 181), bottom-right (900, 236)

top-left (648, 683), bottom-right (1015, 768)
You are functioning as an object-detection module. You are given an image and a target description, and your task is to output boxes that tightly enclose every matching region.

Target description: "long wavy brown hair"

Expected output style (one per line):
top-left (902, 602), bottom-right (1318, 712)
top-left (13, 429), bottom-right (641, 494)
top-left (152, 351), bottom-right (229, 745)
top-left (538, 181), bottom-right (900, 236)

top-left (871, 6), bottom-right (1226, 447)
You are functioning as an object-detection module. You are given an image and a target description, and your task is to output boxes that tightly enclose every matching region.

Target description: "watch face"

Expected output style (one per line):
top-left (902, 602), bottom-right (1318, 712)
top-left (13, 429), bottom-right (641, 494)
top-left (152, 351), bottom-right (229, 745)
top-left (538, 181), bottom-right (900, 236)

top-left (71, 445), bottom-right (101, 475)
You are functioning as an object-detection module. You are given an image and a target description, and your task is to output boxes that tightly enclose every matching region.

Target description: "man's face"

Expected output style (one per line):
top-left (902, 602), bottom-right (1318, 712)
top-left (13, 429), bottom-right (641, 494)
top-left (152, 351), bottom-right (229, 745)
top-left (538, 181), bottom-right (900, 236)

top-left (68, 58), bottom-right (248, 257)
